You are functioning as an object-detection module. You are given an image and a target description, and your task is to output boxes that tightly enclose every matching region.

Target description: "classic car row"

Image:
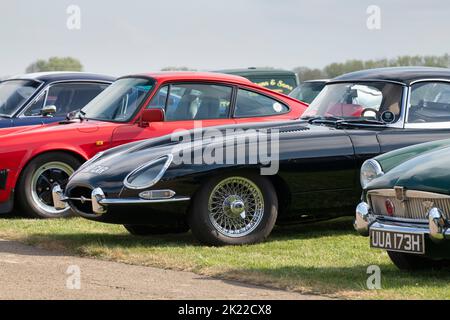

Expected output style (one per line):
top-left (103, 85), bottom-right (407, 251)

top-left (2, 66), bottom-right (450, 269)
top-left (0, 72), bottom-right (306, 218)
top-left (48, 67), bottom-right (450, 263)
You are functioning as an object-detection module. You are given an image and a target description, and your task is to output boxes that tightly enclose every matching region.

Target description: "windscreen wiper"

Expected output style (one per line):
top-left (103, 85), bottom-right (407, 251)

top-left (336, 119), bottom-right (387, 128)
top-left (305, 116), bottom-right (344, 124)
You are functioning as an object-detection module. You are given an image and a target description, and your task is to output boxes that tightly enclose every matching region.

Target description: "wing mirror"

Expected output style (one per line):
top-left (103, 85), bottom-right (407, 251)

top-left (140, 108), bottom-right (165, 127)
top-left (41, 105), bottom-right (57, 117)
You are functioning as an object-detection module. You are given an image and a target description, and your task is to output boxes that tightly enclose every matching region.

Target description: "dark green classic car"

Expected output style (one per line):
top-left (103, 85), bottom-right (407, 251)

top-left (355, 139), bottom-right (450, 270)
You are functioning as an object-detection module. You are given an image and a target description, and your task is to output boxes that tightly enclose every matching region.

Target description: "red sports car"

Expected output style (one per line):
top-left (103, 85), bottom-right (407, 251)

top-left (0, 72), bottom-right (307, 218)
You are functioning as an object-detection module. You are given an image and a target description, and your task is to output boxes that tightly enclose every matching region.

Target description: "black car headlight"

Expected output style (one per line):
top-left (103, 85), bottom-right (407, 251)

top-left (360, 159), bottom-right (384, 189)
top-left (124, 155), bottom-right (173, 190)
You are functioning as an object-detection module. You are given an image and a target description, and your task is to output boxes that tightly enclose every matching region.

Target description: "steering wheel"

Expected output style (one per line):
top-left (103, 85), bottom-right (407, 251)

top-left (361, 108), bottom-right (380, 120)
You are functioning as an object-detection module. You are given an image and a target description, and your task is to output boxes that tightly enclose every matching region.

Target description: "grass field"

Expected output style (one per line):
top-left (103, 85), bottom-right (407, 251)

top-left (0, 215), bottom-right (449, 299)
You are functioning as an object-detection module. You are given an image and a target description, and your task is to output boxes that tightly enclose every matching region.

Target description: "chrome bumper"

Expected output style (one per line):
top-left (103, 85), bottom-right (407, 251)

top-left (354, 202), bottom-right (450, 242)
top-left (52, 185), bottom-right (190, 218)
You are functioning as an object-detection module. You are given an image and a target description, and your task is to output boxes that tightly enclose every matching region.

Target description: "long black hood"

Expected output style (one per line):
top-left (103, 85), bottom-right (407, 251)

top-left (67, 119), bottom-right (355, 196)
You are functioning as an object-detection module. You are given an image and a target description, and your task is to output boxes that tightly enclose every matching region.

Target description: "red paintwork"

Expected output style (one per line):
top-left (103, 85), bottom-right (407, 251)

top-left (0, 72), bottom-right (307, 207)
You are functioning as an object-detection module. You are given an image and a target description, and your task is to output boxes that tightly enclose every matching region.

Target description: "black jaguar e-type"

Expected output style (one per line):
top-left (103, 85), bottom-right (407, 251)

top-left (55, 67), bottom-right (450, 245)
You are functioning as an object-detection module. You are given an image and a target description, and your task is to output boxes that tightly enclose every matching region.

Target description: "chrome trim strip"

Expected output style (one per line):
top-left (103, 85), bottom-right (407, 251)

top-left (368, 189), bottom-right (450, 199)
top-left (373, 215), bottom-right (428, 224)
top-left (328, 79), bottom-right (407, 86)
top-left (409, 78), bottom-right (450, 86)
top-left (370, 220), bottom-right (450, 238)
top-left (99, 196), bottom-right (190, 205)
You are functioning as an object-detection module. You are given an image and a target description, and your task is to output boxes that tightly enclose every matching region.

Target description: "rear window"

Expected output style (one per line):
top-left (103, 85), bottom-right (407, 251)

top-left (234, 89), bottom-right (289, 117)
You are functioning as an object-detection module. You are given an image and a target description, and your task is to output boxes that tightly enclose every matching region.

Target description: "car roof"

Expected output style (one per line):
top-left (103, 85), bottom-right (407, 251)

top-left (214, 68), bottom-right (297, 77)
top-left (303, 79), bottom-right (330, 83)
top-left (331, 67), bottom-right (450, 85)
top-left (130, 71), bottom-right (256, 85)
top-left (8, 72), bottom-right (115, 83)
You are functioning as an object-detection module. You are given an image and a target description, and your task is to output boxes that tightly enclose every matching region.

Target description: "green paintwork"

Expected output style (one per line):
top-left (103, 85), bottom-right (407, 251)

top-left (375, 138), bottom-right (450, 173)
top-left (368, 138), bottom-right (450, 195)
top-left (216, 68), bottom-right (298, 94)
top-left (367, 139), bottom-right (450, 260)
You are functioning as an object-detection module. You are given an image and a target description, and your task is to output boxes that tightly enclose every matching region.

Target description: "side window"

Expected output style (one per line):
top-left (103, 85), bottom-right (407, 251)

top-left (23, 92), bottom-right (46, 116)
top-left (147, 86), bottom-right (169, 110)
top-left (234, 89), bottom-right (289, 117)
top-left (24, 82), bottom-right (109, 117)
top-left (154, 84), bottom-right (232, 121)
top-left (408, 82), bottom-right (450, 123)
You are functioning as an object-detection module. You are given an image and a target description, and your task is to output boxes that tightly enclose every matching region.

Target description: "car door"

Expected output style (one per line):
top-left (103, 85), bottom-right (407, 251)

top-left (377, 81), bottom-right (450, 153)
top-left (233, 88), bottom-right (296, 124)
top-left (111, 82), bottom-right (235, 146)
top-left (15, 81), bottom-right (110, 127)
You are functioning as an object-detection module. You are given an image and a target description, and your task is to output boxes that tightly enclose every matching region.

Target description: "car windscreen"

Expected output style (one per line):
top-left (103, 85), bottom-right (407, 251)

top-left (302, 81), bottom-right (404, 123)
top-left (0, 80), bottom-right (41, 117)
top-left (289, 82), bottom-right (327, 104)
top-left (82, 77), bottom-right (156, 122)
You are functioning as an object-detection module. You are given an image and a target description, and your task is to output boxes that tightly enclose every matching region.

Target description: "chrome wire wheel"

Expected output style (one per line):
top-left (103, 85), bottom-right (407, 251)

top-left (30, 161), bottom-right (74, 217)
top-left (208, 176), bottom-right (265, 238)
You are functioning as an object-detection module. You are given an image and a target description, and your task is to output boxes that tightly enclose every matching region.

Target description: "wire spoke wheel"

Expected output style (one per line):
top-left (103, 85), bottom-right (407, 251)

top-left (30, 161), bottom-right (74, 216)
top-left (208, 177), bottom-right (264, 238)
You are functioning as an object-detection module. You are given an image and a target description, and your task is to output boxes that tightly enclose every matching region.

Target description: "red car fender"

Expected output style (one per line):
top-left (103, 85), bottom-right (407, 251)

top-left (7, 144), bottom-right (90, 195)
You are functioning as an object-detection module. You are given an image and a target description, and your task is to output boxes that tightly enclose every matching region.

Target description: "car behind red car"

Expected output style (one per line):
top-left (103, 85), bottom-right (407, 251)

top-left (0, 72), bottom-right (307, 218)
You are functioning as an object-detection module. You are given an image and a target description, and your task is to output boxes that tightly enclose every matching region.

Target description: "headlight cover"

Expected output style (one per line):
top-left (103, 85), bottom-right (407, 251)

top-left (124, 154), bottom-right (173, 190)
top-left (360, 159), bottom-right (384, 189)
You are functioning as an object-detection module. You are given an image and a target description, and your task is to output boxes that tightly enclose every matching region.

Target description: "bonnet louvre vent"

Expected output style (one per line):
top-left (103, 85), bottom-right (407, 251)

top-left (277, 125), bottom-right (310, 133)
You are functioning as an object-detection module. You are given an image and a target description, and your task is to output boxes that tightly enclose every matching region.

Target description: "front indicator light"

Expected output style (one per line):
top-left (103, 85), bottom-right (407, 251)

top-left (139, 190), bottom-right (176, 200)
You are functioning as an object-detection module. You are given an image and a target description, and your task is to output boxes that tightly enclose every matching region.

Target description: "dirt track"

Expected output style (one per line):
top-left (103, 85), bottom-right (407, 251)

top-left (0, 239), bottom-right (327, 300)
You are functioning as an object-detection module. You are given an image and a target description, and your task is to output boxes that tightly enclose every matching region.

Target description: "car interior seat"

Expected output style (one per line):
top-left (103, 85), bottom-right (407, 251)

top-left (194, 96), bottom-right (220, 119)
top-left (169, 94), bottom-right (196, 120)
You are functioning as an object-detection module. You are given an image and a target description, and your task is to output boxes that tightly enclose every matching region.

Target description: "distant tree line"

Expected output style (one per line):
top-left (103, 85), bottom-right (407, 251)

top-left (294, 54), bottom-right (450, 81)
top-left (12, 54), bottom-right (450, 82)
top-left (26, 57), bottom-right (83, 73)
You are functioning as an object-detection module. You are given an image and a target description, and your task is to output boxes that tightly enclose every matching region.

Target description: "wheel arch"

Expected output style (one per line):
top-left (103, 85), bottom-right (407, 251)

top-left (188, 167), bottom-right (292, 221)
top-left (13, 148), bottom-right (88, 193)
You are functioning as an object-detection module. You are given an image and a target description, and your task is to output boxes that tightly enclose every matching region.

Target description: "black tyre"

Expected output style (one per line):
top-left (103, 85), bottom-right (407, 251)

top-left (387, 251), bottom-right (446, 270)
top-left (188, 173), bottom-right (278, 246)
top-left (124, 224), bottom-right (189, 236)
top-left (17, 152), bottom-right (81, 219)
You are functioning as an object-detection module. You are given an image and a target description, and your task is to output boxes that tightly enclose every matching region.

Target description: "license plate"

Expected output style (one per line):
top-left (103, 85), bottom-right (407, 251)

top-left (370, 229), bottom-right (425, 254)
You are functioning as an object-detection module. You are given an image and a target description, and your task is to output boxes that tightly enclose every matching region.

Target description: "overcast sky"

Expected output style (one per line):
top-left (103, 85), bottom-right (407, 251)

top-left (0, 0), bottom-right (449, 77)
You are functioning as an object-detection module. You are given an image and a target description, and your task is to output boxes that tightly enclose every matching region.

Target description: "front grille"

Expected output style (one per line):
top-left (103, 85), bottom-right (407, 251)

top-left (369, 189), bottom-right (450, 221)
top-left (0, 169), bottom-right (7, 190)
top-left (68, 187), bottom-right (93, 215)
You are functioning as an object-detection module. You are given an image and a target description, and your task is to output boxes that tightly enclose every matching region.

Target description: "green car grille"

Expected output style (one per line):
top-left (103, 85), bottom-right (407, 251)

top-left (368, 189), bottom-right (450, 221)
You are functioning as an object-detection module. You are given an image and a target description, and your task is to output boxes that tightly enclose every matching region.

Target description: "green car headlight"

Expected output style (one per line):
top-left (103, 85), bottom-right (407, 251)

top-left (360, 159), bottom-right (384, 189)
top-left (124, 155), bottom-right (173, 190)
